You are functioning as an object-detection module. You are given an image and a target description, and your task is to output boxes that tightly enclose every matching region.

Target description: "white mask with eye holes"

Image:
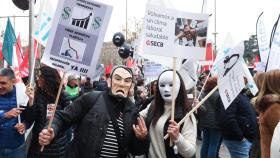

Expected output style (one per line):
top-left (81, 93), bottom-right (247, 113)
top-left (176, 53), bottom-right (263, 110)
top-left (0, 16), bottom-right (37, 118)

top-left (158, 71), bottom-right (181, 103)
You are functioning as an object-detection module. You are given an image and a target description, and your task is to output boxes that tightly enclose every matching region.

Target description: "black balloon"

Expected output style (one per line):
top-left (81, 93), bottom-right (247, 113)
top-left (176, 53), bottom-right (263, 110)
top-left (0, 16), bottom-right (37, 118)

top-left (12, 0), bottom-right (36, 11)
top-left (118, 43), bottom-right (130, 59)
top-left (112, 32), bottom-right (125, 47)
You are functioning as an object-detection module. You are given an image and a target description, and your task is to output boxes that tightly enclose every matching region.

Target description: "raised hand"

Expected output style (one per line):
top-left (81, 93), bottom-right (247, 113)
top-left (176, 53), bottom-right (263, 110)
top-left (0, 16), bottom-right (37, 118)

top-left (25, 84), bottom-right (35, 106)
top-left (133, 116), bottom-right (148, 140)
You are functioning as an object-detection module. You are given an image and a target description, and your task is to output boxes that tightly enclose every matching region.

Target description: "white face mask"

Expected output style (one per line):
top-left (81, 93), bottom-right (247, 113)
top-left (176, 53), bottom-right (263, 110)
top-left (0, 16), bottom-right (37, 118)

top-left (158, 71), bottom-right (181, 102)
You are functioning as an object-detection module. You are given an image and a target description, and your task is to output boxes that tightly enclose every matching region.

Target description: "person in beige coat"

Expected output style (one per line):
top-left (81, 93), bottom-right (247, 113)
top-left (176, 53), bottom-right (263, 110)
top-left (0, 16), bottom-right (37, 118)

top-left (140, 70), bottom-right (197, 158)
top-left (256, 70), bottom-right (280, 158)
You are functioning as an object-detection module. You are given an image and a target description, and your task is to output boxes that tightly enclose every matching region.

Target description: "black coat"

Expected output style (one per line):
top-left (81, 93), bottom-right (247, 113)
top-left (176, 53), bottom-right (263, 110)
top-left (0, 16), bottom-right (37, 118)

top-left (198, 90), bottom-right (220, 128)
top-left (26, 90), bottom-right (71, 158)
top-left (217, 93), bottom-right (257, 142)
top-left (51, 90), bottom-right (149, 158)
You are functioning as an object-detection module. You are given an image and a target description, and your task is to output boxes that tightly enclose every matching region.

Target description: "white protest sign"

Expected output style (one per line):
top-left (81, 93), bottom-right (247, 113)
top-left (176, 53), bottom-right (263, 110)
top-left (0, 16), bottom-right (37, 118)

top-left (242, 59), bottom-right (258, 96)
top-left (41, 0), bottom-right (112, 77)
top-left (143, 61), bottom-right (164, 78)
top-left (212, 33), bottom-right (235, 76)
top-left (15, 83), bottom-right (29, 107)
top-left (138, 4), bottom-right (209, 60)
top-left (256, 13), bottom-right (270, 63)
top-left (254, 62), bottom-right (266, 72)
top-left (179, 60), bottom-right (198, 90)
top-left (217, 42), bottom-right (245, 109)
top-left (266, 18), bottom-right (280, 71)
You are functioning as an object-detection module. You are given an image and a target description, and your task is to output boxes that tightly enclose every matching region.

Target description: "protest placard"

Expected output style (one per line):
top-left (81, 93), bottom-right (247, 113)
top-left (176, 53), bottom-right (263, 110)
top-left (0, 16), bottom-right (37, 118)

top-left (138, 4), bottom-right (209, 60)
top-left (217, 42), bottom-right (245, 109)
top-left (41, 0), bottom-right (112, 77)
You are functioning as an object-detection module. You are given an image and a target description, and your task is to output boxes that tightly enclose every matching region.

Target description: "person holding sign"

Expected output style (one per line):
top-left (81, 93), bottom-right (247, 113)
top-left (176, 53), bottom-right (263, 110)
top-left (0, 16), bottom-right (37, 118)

top-left (38, 65), bottom-right (149, 158)
top-left (140, 70), bottom-right (197, 158)
top-left (255, 70), bottom-right (280, 158)
top-left (0, 68), bottom-right (28, 158)
top-left (25, 66), bottom-right (71, 158)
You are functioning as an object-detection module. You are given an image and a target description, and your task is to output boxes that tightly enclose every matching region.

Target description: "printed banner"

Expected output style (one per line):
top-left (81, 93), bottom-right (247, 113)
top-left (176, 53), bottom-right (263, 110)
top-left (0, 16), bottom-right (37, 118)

top-left (217, 42), bottom-right (245, 109)
top-left (143, 61), bottom-right (164, 78)
top-left (41, 0), bottom-right (112, 77)
top-left (138, 4), bottom-right (209, 60)
top-left (266, 19), bottom-right (280, 71)
top-left (256, 13), bottom-right (270, 63)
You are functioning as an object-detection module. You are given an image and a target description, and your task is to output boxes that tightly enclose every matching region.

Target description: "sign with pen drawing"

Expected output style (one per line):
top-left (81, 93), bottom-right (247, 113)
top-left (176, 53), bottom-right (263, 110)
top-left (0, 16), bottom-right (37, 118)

top-left (41, 0), bottom-right (112, 76)
top-left (217, 42), bottom-right (245, 109)
top-left (138, 4), bottom-right (209, 60)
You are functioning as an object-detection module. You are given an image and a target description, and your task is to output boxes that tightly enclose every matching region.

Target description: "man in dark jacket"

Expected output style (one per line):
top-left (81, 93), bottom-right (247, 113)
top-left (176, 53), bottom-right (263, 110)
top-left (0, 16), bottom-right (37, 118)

top-left (38, 66), bottom-right (149, 158)
top-left (217, 91), bottom-right (257, 158)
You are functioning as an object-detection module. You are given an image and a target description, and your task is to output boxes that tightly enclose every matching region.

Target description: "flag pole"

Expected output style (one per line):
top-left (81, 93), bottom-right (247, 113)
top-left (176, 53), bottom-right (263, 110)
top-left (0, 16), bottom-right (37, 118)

top-left (28, 0), bottom-right (35, 85)
top-left (41, 71), bottom-right (67, 151)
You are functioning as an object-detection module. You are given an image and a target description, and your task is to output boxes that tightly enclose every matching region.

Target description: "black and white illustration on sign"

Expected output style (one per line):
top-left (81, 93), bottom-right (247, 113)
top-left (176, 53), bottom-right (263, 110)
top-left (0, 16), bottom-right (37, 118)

top-left (71, 7), bottom-right (93, 30)
top-left (60, 37), bottom-right (86, 62)
top-left (223, 54), bottom-right (240, 77)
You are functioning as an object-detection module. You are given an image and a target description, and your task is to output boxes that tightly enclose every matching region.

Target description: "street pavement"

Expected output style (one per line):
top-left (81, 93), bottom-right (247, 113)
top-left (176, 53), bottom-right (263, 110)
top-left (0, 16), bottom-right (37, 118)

top-left (196, 139), bottom-right (231, 158)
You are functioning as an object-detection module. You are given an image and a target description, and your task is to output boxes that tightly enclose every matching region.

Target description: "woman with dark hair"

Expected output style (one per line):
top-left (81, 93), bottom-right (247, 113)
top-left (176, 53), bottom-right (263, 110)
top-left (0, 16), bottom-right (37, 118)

top-left (255, 70), bottom-right (280, 158)
top-left (140, 70), bottom-right (196, 158)
top-left (25, 66), bottom-right (71, 158)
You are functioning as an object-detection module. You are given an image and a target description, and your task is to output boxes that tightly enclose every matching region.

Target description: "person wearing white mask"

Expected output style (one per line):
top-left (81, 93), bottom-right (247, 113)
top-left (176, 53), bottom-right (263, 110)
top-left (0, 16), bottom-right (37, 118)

top-left (140, 70), bottom-right (197, 158)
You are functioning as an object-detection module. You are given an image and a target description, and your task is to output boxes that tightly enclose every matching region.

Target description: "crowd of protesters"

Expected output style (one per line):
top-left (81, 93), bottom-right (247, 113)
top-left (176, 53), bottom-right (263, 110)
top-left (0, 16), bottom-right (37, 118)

top-left (0, 65), bottom-right (279, 158)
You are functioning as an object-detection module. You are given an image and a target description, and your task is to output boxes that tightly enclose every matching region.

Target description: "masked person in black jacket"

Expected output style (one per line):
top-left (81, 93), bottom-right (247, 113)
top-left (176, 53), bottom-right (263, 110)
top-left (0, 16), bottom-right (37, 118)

top-left (38, 65), bottom-right (149, 158)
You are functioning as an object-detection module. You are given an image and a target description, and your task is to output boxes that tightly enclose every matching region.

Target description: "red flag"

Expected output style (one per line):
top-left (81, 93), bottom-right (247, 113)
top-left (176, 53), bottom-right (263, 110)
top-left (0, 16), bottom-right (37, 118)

top-left (126, 57), bottom-right (134, 68)
top-left (16, 34), bottom-right (23, 65)
top-left (105, 63), bottom-right (113, 75)
top-left (19, 39), bottom-right (40, 78)
top-left (203, 43), bottom-right (214, 71)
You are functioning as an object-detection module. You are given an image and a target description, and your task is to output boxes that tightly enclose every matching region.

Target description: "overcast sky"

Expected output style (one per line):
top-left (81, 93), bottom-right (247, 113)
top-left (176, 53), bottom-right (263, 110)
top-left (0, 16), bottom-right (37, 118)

top-left (1, 0), bottom-right (279, 50)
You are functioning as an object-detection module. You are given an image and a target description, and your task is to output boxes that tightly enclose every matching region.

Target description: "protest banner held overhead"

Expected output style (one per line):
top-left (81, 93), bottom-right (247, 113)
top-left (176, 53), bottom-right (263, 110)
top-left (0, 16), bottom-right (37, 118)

top-left (217, 42), bottom-right (245, 109)
top-left (138, 4), bottom-right (209, 60)
top-left (41, 0), bottom-right (112, 77)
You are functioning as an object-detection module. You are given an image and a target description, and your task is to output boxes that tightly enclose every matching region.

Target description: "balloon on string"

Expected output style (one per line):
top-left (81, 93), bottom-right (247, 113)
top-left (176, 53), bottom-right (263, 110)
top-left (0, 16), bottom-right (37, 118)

top-left (118, 43), bottom-right (131, 59)
top-left (12, 0), bottom-right (36, 10)
top-left (112, 32), bottom-right (125, 47)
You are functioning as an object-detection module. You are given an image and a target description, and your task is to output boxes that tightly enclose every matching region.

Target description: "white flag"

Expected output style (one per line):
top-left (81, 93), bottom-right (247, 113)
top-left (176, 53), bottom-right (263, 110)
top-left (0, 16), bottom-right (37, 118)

top-left (179, 60), bottom-right (198, 90)
top-left (256, 13), bottom-right (270, 64)
top-left (242, 59), bottom-right (258, 96)
top-left (212, 33), bottom-right (235, 75)
top-left (217, 42), bottom-right (245, 109)
top-left (266, 15), bottom-right (280, 71)
top-left (34, 0), bottom-right (56, 46)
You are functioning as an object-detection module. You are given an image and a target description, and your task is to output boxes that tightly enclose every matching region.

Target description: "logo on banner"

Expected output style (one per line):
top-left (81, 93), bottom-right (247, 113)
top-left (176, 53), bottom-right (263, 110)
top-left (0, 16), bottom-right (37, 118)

top-left (92, 17), bottom-right (102, 30)
top-left (62, 7), bottom-right (71, 19)
top-left (71, 7), bottom-right (93, 30)
top-left (223, 54), bottom-right (240, 77)
top-left (146, 40), bottom-right (163, 47)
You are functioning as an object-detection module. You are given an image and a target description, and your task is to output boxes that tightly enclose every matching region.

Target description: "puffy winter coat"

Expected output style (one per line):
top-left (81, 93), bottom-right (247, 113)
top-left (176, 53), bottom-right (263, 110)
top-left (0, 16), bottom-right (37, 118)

top-left (26, 90), bottom-right (71, 158)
